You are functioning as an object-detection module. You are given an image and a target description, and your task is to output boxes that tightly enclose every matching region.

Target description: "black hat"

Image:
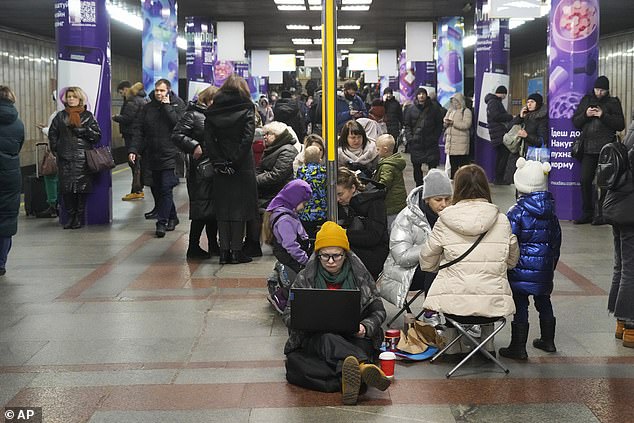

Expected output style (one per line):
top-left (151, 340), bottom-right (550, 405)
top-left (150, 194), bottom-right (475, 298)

top-left (383, 87), bottom-right (393, 95)
top-left (594, 76), bottom-right (610, 90)
top-left (495, 85), bottom-right (508, 94)
top-left (527, 92), bottom-right (543, 108)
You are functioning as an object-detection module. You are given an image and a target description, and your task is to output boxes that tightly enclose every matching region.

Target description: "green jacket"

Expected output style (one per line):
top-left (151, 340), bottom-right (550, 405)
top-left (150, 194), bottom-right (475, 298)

top-left (373, 153), bottom-right (407, 215)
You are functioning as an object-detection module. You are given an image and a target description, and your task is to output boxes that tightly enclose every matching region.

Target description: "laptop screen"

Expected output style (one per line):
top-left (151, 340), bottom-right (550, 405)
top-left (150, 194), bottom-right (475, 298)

top-left (290, 288), bottom-right (361, 334)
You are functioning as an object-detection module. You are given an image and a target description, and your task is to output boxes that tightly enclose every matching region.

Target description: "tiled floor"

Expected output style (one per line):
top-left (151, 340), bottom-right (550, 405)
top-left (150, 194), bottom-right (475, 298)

top-left (1, 160), bottom-right (633, 423)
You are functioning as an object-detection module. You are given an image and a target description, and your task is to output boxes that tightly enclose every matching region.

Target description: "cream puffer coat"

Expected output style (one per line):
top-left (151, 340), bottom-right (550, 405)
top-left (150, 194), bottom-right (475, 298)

top-left (379, 185), bottom-right (431, 308)
top-left (420, 199), bottom-right (519, 317)
top-left (443, 93), bottom-right (472, 156)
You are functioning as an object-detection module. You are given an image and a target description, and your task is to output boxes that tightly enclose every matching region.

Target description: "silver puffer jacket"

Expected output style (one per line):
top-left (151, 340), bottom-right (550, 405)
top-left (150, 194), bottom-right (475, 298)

top-left (378, 185), bottom-right (432, 307)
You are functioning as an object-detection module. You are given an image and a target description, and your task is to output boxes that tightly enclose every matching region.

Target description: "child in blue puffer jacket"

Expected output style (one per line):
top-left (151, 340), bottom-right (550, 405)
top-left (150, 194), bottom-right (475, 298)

top-left (263, 179), bottom-right (313, 313)
top-left (500, 157), bottom-right (562, 360)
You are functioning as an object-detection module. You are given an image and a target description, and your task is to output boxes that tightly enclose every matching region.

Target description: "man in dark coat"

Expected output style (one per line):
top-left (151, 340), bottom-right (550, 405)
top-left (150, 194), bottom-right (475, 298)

top-left (403, 87), bottom-right (444, 186)
top-left (113, 81), bottom-right (146, 200)
top-left (485, 85), bottom-right (514, 184)
top-left (273, 91), bottom-right (307, 142)
top-left (0, 86), bottom-right (24, 276)
top-left (572, 76), bottom-right (626, 224)
top-left (383, 87), bottom-right (403, 146)
top-left (129, 78), bottom-right (186, 238)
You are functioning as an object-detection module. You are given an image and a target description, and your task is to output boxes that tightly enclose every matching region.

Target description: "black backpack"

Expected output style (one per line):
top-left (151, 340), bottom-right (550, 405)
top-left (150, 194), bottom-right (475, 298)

top-left (596, 140), bottom-right (631, 191)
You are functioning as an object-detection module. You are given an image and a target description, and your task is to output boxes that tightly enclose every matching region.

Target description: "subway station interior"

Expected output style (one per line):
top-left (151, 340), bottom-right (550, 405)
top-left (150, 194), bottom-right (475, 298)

top-left (1, 0), bottom-right (634, 422)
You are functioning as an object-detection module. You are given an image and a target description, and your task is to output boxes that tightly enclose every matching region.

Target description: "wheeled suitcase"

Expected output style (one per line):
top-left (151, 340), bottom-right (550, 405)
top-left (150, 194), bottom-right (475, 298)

top-left (24, 142), bottom-right (50, 216)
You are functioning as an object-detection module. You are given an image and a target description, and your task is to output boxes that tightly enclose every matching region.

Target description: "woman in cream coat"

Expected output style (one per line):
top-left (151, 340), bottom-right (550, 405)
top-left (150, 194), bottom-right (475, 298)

top-left (420, 164), bottom-right (519, 318)
top-left (443, 93), bottom-right (472, 179)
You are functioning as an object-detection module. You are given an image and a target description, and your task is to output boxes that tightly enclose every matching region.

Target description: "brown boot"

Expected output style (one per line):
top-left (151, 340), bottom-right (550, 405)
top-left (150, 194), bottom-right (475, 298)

top-left (341, 356), bottom-right (361, 405)
top-left (623, 328), bottom-right (634, 348)
top-left (616, 320), bottom-right (625, 339)
top-left (359, 363), bottom-right (391, 391)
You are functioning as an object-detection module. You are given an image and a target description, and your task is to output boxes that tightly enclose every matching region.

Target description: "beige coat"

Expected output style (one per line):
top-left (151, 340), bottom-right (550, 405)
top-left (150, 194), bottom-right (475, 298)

top-left (420, 199), bottom-right (519, 318)
top-left (444, 93), bottom-right (472, 156)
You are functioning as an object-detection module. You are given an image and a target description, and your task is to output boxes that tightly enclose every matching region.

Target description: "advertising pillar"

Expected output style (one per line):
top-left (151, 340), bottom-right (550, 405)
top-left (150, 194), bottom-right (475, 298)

top-left (399, 51), bottom-right (436, 104)
top-left (54, 0), bottom-right (112, 224)
top-left (185, 17), bottom-right (214, 101)
top-left (474, 0), bottom-right (510, 181)
top-left (142, 0), bottom-right (178, 95)
top-left (437, 17), bottom-right (465, 108)
top-left (548, 0), bottom-right (599, 220)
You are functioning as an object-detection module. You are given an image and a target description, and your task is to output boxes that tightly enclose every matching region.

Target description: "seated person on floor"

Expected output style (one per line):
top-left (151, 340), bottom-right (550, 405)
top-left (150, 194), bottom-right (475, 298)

top-left (263, 179), bottom-right (313, 313)
top-left (296, 145), bottom-right (328, 239)
top-left (282, 222), bottom-right (390, 405)
top-left (337, 120), bottom-right (379, 179)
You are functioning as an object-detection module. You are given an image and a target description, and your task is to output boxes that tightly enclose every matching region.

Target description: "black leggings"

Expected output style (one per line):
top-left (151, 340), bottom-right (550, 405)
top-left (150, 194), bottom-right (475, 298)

top-left (580, 153), bottom-right (599, 217)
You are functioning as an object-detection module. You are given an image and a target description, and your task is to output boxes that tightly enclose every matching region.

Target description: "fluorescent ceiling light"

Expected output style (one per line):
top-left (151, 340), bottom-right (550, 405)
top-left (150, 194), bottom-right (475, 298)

top-left (105, 2), bottom-right (143, 31)
top-left (287, 24), bottom-right (310, 30)
top-left (338, 25), bottom-right (361, 30)
top-left (308, 0), bottom-right (321, 4)
top-left (341, 49), bottom-right (349, 53)
top-left (341, 5), bottom-right (370, 11)
top-left (296, 49), bottom-right (306, 53)
top-left (313, 39), bottom-right (322, 45)
top-left (292, 38), bottom-right (313, 45)
top-left (274, 0), bottom-right (304, 3)
top-left (338, 38), bottom-right (355, 44)
top-left (342, 0), bottom-right (372, 4)
top-left (312, 25), bottom-right (321, 31)
top-left (278, 5), bottom-right (306, 11)
top-left (309, 5), bottom-right (322, 10)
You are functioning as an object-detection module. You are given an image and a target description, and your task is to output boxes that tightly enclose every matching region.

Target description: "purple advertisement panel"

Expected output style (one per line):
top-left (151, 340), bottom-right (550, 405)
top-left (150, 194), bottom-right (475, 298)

top-left (474, 0), bottom-right (510, 180)
top-left (54, 0), bottom-right (112, 225)
top-left (142, 0), bottom-right (178, 95)
top-left (399, 51), bottom-right (436, 104)
top-left (437, 17), bottom-right (464, 109)
top-left (185, 17), bottom-right (213, 101)
top-left (548, 0), bottom-right (599, 220)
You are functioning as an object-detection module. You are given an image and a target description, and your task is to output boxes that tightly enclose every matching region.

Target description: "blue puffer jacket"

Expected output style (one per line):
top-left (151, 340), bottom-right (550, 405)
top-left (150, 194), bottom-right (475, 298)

top-left (506, 191), bottom-right (562, 296)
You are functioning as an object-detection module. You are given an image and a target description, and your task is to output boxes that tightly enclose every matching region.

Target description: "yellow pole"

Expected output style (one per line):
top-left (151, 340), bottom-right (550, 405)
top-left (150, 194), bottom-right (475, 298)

top-left (322, 0), bottom-right (338, 222)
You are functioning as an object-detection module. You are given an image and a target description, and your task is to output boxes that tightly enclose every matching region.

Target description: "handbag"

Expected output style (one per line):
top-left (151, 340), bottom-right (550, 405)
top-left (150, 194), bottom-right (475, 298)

top-left (526, 138), bottom-right (551, 163)
top-left (196, 158), bottom-right (215, 180)
top-left (503, 124), bottom-right (523, 154)
top-left (85, 146), bottom-right (115, 173)
top-left (40, 146), bottom-right (58, 176)
top-left (571, 137), bottom-right (584, 160)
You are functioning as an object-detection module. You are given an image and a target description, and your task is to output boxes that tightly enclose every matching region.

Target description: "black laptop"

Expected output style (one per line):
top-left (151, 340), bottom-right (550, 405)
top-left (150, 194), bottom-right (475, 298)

top-left (290, 288), bottom-right (361, 334)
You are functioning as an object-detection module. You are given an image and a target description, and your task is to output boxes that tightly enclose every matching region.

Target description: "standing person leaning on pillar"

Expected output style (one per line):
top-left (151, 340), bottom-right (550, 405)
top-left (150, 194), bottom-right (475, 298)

top-left (485, 85), bottom-right (513, 184)
top-left (129, 78), bottom-right (187, 238)
top-left (48, 87), bottom-right (101, 229)
top-left (572, 76), bottom-right (625, 225)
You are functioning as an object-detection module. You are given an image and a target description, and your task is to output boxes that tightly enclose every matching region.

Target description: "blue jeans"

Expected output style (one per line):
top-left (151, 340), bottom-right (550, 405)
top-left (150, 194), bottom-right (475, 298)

top-left (0, 237), bottom-right (12, 270)
top-left (609, 226), bottom-right (634, 323)
top-left (513, 293), bottom-right (554, 323)
top-left (154, 169), bottom-right (178, 226)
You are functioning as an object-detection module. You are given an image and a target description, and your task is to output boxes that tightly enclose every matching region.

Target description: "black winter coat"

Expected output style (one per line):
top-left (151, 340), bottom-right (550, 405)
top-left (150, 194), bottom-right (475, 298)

top-left (572, 93), bottom-right (625, 154)
top-left (204, 90), bottom-right (257, 222)
top-left (403, 99), bottom-right (443, 164)
top-left (273, 98), bottom-right (306, 142)
top-left (130, 90), bottom-right (186, 171)
top-left (0, 100), bottom-right (24, 237)
top-left (112, 88), bottom-right (146, 139)
top-left (172, 102), bottom-right (214, 221)
top-left (256, 130), bottom-right (298, 205)
top-left (48, 108), bottom-right (101, 194)
top-left (338, 179), bottom-right (389, 280)
top-left (485, 93), bottom-right (513, 146)
top-left (383, 97), bottom-right (403, 137)
top-left (511, 106), bottom-right (549, 155)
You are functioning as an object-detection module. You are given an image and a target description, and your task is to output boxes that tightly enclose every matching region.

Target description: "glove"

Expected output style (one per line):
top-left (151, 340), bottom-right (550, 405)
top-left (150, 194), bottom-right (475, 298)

top-left (214, 160), bottom-right (235, 175)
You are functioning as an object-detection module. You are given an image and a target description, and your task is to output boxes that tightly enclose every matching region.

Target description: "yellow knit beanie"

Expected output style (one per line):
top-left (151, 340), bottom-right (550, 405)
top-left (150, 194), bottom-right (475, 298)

top-left (314, 221), bottom-right (350, 252)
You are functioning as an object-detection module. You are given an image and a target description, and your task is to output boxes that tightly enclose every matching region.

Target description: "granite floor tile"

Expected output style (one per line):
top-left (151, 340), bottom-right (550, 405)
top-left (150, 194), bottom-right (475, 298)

top-left (88, 409), bottom-right (251, 423)
top-left (28, 369), bottom-right (176, 387)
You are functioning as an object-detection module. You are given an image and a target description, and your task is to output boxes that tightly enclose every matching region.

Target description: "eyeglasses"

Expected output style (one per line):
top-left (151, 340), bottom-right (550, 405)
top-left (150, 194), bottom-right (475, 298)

top-left (318, 253), bottom-right (345, 262)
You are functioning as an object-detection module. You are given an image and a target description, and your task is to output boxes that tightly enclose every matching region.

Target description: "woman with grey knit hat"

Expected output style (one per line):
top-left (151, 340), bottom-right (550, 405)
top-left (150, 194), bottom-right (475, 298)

top-left (380, 169), bottom-right (453, 311)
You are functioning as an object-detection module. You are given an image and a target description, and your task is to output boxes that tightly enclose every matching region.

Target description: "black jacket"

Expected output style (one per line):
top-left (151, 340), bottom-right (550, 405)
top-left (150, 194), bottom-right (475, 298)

top-left (403, 98), bottom-right (444, 164)
top-left (204, 90), bottom-right (257, 221)
top-left (49, 108), bottom-right (101, 194)
top-left (113, 88), bottom-right (146, 139)
top-left (171, 102), bottom-right (214, 221)
top-left (273, 98), bottom-right (306, 142)
top-left (338, 179), bottom-right (389, 280)
top-left (130, 90), bottom-right (186, 171)
top-left (572, 93), bottom-right (625, 154)
top-left (485, 93), bottom-right (513, 146)
top-left (511, 106), bottom-right (549, 155)
top-left (383, 96), bottom-right (403, 137)
top-left (0, 100), bottom-right (24, 237)
top-left (256, 129), bottom-right (298, 204)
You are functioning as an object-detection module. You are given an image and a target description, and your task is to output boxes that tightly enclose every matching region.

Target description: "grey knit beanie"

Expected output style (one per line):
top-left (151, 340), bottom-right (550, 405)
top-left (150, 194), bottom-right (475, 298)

top-left (423, 169), bottom-right (453, 199)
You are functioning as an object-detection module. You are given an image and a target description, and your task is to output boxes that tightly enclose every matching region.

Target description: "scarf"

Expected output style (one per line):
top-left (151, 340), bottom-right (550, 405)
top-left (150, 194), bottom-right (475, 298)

top-left (65, 105), bottom-right (84, 128)
top-left (314, 259), bottom-right (356, 290)
top-left (340, 141), bottom-right (378, 166)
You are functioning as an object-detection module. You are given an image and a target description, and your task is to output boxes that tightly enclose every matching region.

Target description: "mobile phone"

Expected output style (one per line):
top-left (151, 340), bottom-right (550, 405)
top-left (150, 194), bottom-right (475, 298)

top-left (57, 46), bottom-right (105, 114)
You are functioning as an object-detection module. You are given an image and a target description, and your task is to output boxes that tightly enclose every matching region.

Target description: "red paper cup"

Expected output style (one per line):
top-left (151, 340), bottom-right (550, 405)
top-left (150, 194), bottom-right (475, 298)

top-left (379, 351), bottom-right (396, 379)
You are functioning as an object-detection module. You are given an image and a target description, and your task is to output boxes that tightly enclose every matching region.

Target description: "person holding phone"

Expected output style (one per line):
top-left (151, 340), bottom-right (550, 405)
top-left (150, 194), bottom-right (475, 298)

top-left (129, 78), bottom-right (186, 238)
top-left (572, 76), bottom-right (625, 225)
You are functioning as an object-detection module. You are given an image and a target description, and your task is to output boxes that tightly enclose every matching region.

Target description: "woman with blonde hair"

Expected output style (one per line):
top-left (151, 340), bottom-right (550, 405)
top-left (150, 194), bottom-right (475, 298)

top-left (48, 86), bottom-right (101, 229)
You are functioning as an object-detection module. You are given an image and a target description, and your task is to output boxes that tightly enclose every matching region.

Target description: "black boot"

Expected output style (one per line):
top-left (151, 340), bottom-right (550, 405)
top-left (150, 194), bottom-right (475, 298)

top-left (243, 217), bottom-right (263, 257)
top-left (206, 219), bottom-right (220, 256)
top-left (219, 250), bottom-right (231, 265)
top-left (36, 204), bottom-right (58, 218)
top-left (229, 250), bottom-right (253, 264)
top-left (63, 194), bottom-right (76, 230)
top-left (499, 322), bottom-right (529, 360)
top-left (533, 318), bottom-right (557, 352)
top-left (72, 194), bottom-right (85, 229)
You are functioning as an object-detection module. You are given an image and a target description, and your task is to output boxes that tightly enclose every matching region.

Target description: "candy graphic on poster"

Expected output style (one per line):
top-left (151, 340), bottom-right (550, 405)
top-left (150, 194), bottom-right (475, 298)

top-left (437, 17), bottom-right (464, 108)
top-left (142, 0), bottom-right (179, 94)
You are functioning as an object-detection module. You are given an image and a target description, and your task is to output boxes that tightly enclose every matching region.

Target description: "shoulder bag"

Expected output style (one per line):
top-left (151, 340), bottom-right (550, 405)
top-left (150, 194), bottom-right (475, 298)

top-left (503, 124), bottom-right (523, 154)
top-left (40, 145), bottom-right (58, 176)
top-left (85, 146), bottom-right (116, 173)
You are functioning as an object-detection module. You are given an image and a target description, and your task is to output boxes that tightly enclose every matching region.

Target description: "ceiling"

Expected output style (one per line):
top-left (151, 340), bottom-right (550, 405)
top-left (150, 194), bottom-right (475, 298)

top-left (1, 0), bottom-right (633, 62)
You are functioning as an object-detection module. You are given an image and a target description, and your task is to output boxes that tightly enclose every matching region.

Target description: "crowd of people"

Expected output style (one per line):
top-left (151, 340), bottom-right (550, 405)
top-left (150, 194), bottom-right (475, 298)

top-left (1, 72), bottom-right (633, 405)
